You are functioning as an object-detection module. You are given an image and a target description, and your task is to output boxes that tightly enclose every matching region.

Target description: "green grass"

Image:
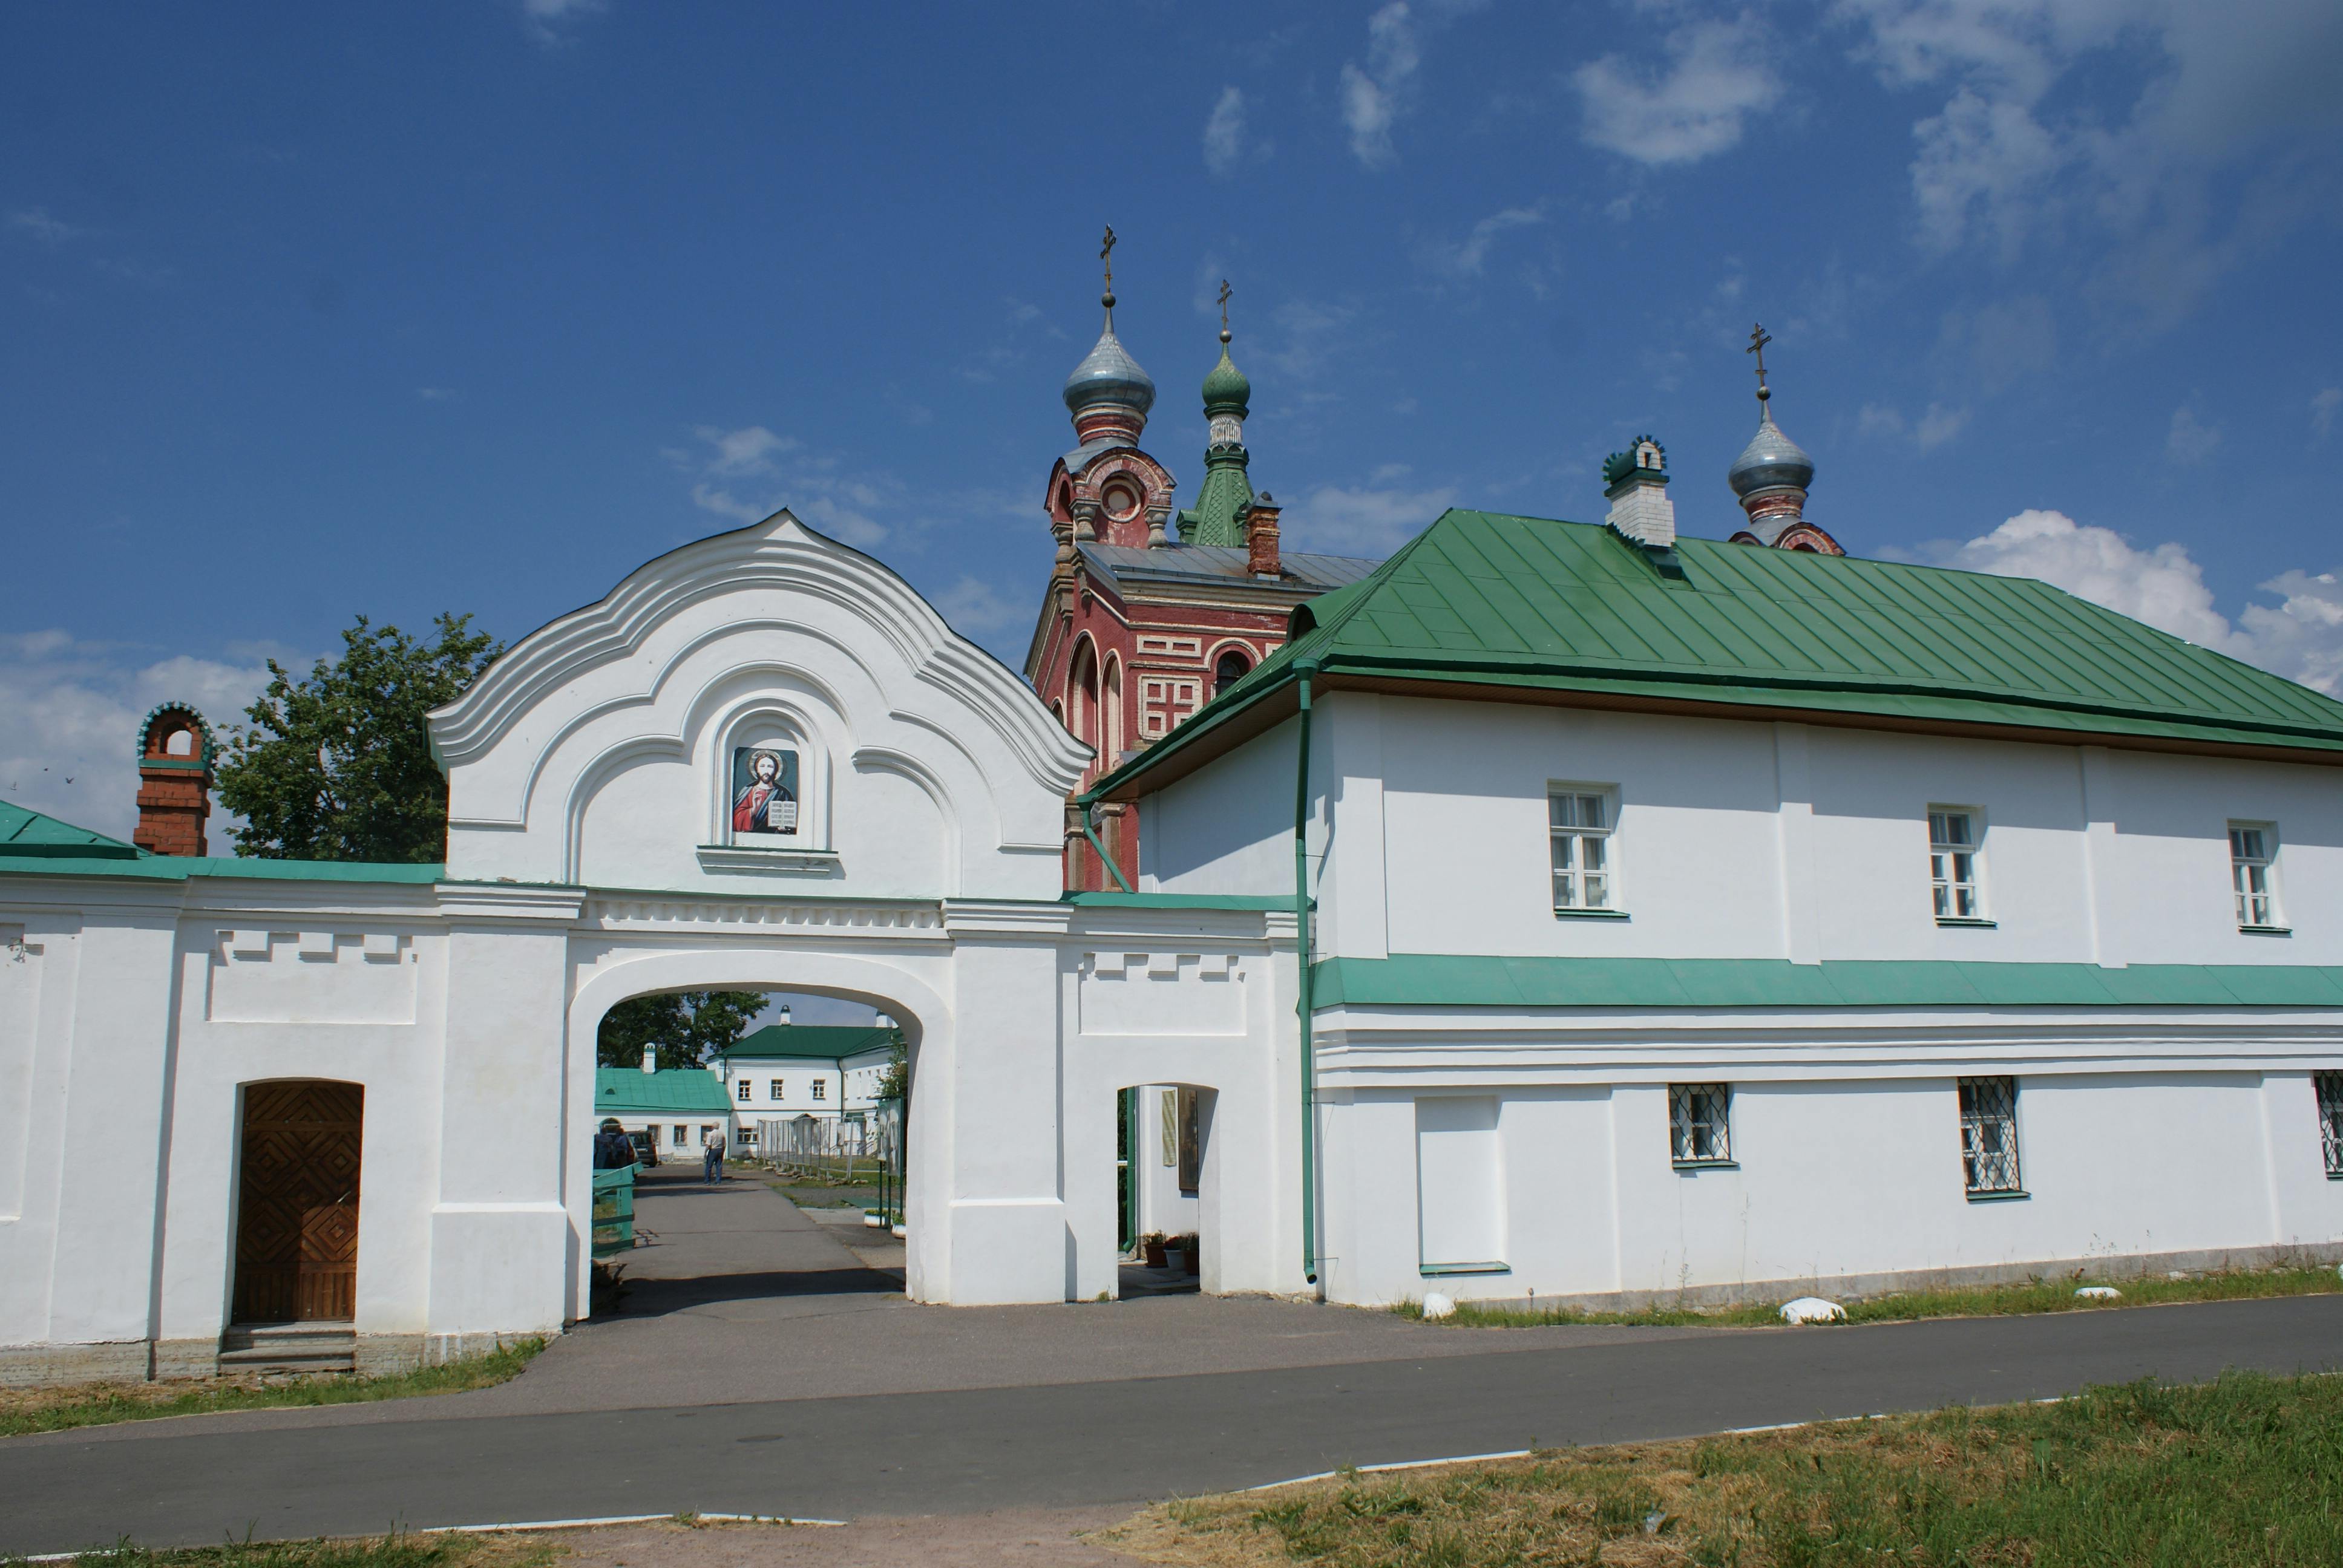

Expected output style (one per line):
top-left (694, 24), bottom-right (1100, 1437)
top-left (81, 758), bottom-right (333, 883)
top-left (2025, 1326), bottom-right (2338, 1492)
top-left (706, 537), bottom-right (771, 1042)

top-left (1116, 1371), bottom-right (2343, 1567)
top-left (8, 1532), bottom-right (567, 1568)
top-left (0, 1340), bottom-right (545, 1439)
top-left (1390, 1262), bottom-right (2343, 1330)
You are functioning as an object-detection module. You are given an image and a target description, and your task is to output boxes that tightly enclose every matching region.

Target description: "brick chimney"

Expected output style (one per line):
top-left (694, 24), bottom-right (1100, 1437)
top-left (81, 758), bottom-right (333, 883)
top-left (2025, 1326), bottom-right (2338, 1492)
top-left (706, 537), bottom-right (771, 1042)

top-left (133, 703), bottom-right (214, 857)
top-left (1245, 492), bottom-right (1282, 578)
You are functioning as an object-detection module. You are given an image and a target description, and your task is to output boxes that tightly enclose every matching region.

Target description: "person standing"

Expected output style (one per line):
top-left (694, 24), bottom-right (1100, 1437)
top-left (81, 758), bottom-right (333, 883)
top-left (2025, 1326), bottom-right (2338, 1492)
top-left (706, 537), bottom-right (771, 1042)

top-left (703, 1126), bottom-right (725, 1184)
top-left (593, 1118), bottom-right (638, 1171)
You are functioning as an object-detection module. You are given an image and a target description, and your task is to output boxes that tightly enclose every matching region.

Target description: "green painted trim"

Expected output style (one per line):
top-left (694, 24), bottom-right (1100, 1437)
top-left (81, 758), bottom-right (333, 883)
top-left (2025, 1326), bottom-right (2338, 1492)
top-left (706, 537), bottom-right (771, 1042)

top-left (1936, 917), bottom-right (1999, 929)
top-left (1673, 1160), bottom-right (1740, 1172)
top-left (1310, 953), bottom-right (2343, 1011)
top-left (1967, 1189), bottom-right (2031, 1203)
top-left (0, 854), bottom-right (447, 884)
top-left (2241, 925), bottom-right (2294, 936)
top-left (1061, 890), bottom-right (1292, 910)
top-left (1553, 907), bottom-right (1631, 921)
top-left (1420, 1261), bottom-right (1510, 1276)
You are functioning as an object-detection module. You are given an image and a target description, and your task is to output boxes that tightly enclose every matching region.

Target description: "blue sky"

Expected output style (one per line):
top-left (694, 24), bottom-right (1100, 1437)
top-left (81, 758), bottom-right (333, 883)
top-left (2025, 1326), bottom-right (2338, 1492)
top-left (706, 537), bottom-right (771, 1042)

top-left (6, 0), bottom-right (2343, 847)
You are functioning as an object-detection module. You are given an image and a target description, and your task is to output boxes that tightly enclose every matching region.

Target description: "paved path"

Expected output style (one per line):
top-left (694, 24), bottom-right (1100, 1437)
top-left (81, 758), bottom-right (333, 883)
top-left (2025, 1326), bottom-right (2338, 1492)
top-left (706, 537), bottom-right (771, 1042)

top-left (4, 1174), bottom-right (2337, 1553)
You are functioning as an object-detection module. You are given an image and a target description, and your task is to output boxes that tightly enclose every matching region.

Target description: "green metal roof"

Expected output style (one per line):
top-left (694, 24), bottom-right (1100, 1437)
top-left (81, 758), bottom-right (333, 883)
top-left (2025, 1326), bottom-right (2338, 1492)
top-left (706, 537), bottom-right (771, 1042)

top-left (1088, 509), bottom-right (2343, 800)
top-left (0, 800), bottom-right (143, 859)
top-left (1316, 953), bottom-right (2343, 1010)
top-left (594, 1065), bottom-right (734, 1116)
top-left (721, 1024), bottom-right (899, 1061)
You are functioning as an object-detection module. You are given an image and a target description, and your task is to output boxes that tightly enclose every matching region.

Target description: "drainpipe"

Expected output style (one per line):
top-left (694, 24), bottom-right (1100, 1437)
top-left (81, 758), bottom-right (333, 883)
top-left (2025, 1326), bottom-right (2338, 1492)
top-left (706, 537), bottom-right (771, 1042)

top-left (1293, 661), bottom-right (1320, 1285)
top-left (1080, 799), bottom-right (1135, 893)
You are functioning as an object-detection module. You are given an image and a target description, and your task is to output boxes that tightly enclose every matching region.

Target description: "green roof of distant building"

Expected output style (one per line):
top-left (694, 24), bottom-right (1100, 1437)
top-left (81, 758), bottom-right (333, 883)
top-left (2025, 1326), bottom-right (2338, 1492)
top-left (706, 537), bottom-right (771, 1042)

top-left (594, 1066), bottom-right (733, 1116)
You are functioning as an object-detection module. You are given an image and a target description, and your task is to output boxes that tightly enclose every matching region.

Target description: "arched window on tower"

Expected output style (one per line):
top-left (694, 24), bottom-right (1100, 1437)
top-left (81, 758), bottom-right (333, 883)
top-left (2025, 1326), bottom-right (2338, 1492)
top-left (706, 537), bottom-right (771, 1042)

top-left (1102, 653), bottom-right (1124, 765)
top-left (1213, 648), bottom-right (1252, 699)
top-left (1068, 639), bottom-right (1100, 751)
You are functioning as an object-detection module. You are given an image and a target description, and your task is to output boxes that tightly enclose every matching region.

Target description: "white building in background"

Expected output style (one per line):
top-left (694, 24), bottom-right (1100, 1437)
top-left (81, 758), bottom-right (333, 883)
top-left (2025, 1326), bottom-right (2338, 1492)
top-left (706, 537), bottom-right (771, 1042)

top-left (592, 1051), bottom-right (732, 1163)
top-left (712, 1012), bottom-right (898, 1154)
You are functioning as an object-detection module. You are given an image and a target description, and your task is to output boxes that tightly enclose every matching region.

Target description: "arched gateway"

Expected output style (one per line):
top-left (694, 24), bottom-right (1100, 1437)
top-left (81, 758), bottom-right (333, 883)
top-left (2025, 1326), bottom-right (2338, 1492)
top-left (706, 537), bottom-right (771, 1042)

top-left (0, 513), bottom-right (1303, 1382)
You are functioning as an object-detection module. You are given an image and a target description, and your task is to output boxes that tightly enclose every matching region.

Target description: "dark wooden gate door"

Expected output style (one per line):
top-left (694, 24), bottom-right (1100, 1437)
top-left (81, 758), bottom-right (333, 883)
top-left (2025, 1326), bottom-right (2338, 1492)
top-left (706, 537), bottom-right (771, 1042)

top-left (232, 1080), bottom-right (363, 1323)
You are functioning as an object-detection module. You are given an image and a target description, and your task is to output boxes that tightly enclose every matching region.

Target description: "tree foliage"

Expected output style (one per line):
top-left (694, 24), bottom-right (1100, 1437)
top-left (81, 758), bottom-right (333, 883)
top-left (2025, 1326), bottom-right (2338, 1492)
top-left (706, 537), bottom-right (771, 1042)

top-left (216, 613), bottom-right (503, 863)
top-left (597, 991), bottom-right (768, 1071)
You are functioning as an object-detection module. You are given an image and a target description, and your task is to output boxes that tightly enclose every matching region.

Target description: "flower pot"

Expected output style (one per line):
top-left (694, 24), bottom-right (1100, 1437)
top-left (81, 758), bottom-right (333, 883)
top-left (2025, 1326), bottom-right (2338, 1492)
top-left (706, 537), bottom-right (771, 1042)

top-left (1144, 1239), bottom-right (1167, 1269)
top-left (1183, 1247), bottom-right (1201, 1278)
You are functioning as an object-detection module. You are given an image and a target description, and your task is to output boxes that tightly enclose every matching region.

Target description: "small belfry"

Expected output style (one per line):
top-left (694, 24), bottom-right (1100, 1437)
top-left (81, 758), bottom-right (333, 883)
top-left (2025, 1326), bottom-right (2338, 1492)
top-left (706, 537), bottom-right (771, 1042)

top-left (1176, 279), bottom-right (1254, 548)
top-left (1727, 323), bottom-right (1843, 555)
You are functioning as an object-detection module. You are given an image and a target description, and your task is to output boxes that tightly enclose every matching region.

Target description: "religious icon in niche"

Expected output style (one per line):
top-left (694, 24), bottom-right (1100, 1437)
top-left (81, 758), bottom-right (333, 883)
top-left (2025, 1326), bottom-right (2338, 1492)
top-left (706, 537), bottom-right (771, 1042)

top-left (730, 747), bottom-right (799, 837)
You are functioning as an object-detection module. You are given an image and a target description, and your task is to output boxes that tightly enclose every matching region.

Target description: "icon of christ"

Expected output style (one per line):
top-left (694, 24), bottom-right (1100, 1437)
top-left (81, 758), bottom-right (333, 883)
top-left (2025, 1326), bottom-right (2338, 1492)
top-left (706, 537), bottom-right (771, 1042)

top-left (731, 747), bottom-right (798, 835)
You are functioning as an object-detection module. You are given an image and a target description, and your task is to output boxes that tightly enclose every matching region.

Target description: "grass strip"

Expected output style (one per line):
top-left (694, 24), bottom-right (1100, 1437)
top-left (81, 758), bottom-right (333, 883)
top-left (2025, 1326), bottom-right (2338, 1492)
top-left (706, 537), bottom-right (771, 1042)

top-left (7, 1532), bottom-right (562, 1568)
top-left (1107, 1370), bottom-right (2343, 1567)
top-left (0, 1340), bottom-right (545, 1439)
top-left (1391, 1262), bottom-right (2343, 1329)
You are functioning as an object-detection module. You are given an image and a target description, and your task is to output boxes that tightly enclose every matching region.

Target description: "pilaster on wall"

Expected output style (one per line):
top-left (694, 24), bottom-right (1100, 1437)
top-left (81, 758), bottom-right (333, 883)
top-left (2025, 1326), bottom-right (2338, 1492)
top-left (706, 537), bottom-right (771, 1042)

top-left (1320, 693), bottom-right (1388, 962)
top-left (939, 901), bottom-right (1076, 1304)
top-left (429, 884), bottom-right (583, 1337)
top-left (1772, 724), bottom-right (1823, 964)
top-left (2077, 746), bottom-right (2123, 968)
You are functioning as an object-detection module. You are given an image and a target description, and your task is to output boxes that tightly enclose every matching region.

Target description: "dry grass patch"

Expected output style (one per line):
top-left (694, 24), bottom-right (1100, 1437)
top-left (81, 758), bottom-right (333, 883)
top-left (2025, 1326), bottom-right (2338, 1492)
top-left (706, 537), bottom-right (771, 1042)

top-left (0, 1341), bottom-right (545, 1439)
top-left (1392, 1261), bottom-right (2343, 1330)
top-left (6, 1533), bottom-right (563, 1568)
top-left (1102, 1371), bottom-right (2343, 1567)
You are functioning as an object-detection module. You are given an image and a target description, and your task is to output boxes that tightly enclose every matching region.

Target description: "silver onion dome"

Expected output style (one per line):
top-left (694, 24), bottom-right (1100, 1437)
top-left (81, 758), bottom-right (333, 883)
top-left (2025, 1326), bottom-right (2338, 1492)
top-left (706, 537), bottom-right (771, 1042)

top-left (1727, 408), bottom-right (1815, 497)
top-left (1063, 322), bottom-right (1157, 417)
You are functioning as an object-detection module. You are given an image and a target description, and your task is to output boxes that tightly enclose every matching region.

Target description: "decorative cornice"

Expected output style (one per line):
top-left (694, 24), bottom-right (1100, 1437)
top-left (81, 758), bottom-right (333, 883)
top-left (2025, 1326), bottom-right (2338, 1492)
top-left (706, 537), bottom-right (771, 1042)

top-left (586, 894), bottom-right (948, 936)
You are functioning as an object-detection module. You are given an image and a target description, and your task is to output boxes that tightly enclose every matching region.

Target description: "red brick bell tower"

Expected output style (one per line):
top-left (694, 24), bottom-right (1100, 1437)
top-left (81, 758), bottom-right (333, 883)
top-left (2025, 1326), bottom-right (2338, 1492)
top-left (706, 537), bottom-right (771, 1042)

top-left (133, 702), bottom-right (215, 857)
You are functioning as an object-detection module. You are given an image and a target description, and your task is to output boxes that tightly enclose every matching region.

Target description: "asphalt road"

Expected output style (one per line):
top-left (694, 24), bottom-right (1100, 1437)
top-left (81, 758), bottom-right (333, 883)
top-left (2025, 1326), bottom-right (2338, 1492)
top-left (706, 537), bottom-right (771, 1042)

top-left (4, 1294), bottom-right (2337, 1554)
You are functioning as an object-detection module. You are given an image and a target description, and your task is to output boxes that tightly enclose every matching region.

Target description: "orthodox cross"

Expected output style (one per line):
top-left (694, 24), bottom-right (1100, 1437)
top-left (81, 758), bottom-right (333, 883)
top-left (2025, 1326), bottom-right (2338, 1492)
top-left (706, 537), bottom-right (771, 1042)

top-left (1217, 278), bottom-right (1233, 332)
top-left (1746, 322), bottom-right (1772, 400)
top-left (1100, 225), bottom-right (1117, 295)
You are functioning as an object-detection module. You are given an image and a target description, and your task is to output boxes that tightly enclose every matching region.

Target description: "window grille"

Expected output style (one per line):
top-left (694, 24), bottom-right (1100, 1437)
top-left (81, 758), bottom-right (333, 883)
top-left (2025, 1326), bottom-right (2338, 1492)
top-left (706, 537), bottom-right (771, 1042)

top-left (2318, 1073), bottom-right (2343, 1178)
top-left (2230, 825), bottom-right (2278, 927)
top-left (1930, 810), bottom-right (1981, 919)
top-left (1670, 1083), bottom-right (1732, 1164)
top-left (1959, 1077), bottom-right (2022, 1194)
top-left (1550, 790), bottom-right (1614, 912)
top-left (736, 1079), bottom-right (752, 1102)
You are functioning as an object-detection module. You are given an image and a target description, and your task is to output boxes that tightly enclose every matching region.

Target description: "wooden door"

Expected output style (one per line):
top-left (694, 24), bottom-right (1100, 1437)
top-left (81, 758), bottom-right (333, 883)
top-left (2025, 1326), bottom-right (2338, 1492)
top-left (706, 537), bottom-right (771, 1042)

top-left (232, 1080), bottom-right (363, 1323)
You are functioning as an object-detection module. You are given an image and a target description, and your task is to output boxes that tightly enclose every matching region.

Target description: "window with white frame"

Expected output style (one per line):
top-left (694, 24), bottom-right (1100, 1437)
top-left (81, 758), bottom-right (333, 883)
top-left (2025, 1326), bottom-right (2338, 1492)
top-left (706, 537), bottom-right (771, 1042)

top-left (1958, 1077), bottom-right (2022, 1195)
top-left (1929, 809), bottom-right (1984, 920)
top-left (1670, 1084), bottom-right (1732, 1165)
top-left (2230, 823), bottom-right (2281, 929)
top-left (735, 1079), bottom-right (752, 1102)
top-left (770, 1078), bottom-right (785, 1100)
top-left (671, 1123), bottom-right (687, 1146)
top-left (811, 1079), bottom-right (827, 1101)
top-left (2317, 1073), bottom-right (2343, 1178)
top-left (1548, 788), bottom-right (1616, 912)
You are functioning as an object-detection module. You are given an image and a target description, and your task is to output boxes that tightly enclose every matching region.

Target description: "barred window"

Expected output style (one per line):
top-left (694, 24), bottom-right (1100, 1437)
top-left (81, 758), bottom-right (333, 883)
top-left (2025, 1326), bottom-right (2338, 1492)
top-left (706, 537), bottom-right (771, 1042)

top-left (1670, 1083), bottom-right (1732, 1165)
top-left (2230, 824), bottom-right (2279, 928)
top-left (1930, 809), bottom-right (1982, 920)
top-left (1959, 1077), bottom-right (2022, 1195)
top-left (2317, 1073), bottom-right (2343, 1178)
top-left (1550, 789), bottom-right (1616, 912)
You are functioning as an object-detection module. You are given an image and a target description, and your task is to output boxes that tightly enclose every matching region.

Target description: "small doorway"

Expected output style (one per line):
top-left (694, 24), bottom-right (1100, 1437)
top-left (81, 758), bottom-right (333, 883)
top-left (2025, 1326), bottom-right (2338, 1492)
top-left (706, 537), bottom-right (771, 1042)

top-left (1120, 1083), bottom-right (1208, 1296)
top-left (232, 1080), bottom-right (363, 1323)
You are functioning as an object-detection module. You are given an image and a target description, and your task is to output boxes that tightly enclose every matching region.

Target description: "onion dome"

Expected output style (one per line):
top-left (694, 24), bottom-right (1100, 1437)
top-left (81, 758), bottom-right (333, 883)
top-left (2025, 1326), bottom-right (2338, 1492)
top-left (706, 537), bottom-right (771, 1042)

top-left (1201, 335), bottom-right (1251, 419)
top-left (1063, 321), bottom-right (1156, 419)
top-left (1728, 407), bottom-right (1815, 498)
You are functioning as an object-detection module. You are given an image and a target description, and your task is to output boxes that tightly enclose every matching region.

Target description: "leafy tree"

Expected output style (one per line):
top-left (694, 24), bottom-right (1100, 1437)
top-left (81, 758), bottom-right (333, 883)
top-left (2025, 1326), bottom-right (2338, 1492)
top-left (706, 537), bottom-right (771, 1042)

top-left (598, 990), bottom-right (768, 1071)
top-left (876, 1031), bottom-right (909, 1100)
top-left (217, 613), bottom-right (503, 862)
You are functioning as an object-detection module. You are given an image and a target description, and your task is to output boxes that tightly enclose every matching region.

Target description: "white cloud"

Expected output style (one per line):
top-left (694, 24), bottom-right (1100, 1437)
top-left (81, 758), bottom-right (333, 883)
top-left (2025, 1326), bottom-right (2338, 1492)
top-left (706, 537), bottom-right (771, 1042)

top-left (7, 207), bottom-right (83, 244)
top-left (416, 387), bottom-right (458, 402)
top-left (929, 575), bottom-right (1025, 638)
top-left (1944, 508), bottom-right (2343, 694)
top-left (1857, 401), bottom-right (1971, 451)
top-left (669, 426), bottom-right (887, 548)
top-left (1837, 0), bottom-right (2343, 323)
top-left (1340, 2), bottom-right (1421, 169)
top-left (2313, 387), bottom-right (2341, 440)
top-left (520, 0), bottom-right (604, 45)
top-left (1282, 480), bottom-right (1457, 557)
top-left (1203, 86), bottom-right (1247, 177)
top-left (2167, 405), bottom-right (2222, 465)
top-left (1421, 205), bottom-right (1545, 279)
top-left (1574, 15), bottom-right (1782, 166)
top-left (0, 632), bottom-right (279, 842)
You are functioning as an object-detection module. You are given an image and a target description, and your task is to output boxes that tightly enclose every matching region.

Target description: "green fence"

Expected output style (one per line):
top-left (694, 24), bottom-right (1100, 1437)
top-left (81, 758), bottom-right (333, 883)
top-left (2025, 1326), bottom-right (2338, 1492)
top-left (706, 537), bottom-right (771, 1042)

top-left (591, 1163), bottom-right (636, 1257)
